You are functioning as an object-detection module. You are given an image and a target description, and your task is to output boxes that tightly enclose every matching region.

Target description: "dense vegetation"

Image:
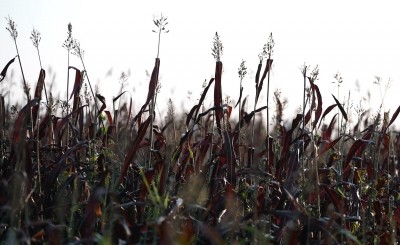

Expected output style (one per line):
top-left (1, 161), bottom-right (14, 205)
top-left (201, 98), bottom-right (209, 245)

top-left (0, 15), bottom-right (399, 244)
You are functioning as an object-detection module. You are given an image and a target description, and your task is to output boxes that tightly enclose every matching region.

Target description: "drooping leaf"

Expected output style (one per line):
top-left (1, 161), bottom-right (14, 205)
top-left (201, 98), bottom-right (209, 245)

top-left (0, 56), bottom-right (16, 83)
top-left (186, 105), bottom-right (199, 127)
top-left (68, 66), bottom-right (82, 100)
top-left (311, 82), bottom-right (323, 129)
top-left (318, 104), bottom-right (337, 129)
top-left (96, 93), bottom-right (106, 117)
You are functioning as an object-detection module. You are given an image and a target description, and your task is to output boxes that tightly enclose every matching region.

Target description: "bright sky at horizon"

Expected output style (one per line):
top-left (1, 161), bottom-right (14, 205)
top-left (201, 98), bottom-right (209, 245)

top-left (1, 0), bottom-right (400, 127)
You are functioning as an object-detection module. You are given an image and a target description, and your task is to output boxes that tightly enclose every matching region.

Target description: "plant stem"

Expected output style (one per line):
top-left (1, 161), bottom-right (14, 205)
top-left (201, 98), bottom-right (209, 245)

top-left (238, 78), bottom-right (243, 167)
top-left (14, 40), bottom-right (29, 102)
top-left (66, 51), bottom-right (70, 147)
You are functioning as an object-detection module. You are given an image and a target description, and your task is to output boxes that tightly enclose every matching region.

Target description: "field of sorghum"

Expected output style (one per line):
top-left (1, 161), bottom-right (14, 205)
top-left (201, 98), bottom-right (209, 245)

top-left (0, 15), bottom-right (399, 244)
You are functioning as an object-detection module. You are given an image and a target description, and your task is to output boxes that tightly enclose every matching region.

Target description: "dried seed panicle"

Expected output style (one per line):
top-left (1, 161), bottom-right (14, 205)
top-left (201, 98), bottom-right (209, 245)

top-left (211, 32), bottom-right (223, 62)
top-left (5, 16), bottom-right (18, 40)
top-left (238, 60), bottom-right (247, 80)
top-left (30, 28), bottom-right (41, 48)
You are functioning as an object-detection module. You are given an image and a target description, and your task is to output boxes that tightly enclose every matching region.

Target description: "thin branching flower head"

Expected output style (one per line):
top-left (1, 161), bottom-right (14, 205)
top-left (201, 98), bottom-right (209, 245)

top-left (238, 60), bottom-right (247, 80)
top-left (72, 39), bottom-right (84, 60)
top-left (5, 16), bottom-right (18, 40)
top-left (211, 32), bottom-right (223, 62)
top-left (260, 32), bottom-right (275, 62)
top-left (310, 65), bottom-right (319, 81)
top-left (152, 13), bottom-right (169, 34)
top-left (62, 22), bottom-right (75, 51)
top-left (300, 63), bottom-right (310, 78)
top-left (30, 28), bottom-right (41, 48)
top-left (333, 72), bottom-right (343, 85)
top-left (266, 32), bottom-right (275, 58)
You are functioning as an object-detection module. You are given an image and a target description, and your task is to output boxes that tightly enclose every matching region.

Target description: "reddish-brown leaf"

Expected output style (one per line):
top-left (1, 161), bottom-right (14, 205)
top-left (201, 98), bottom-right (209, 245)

top-left (194, 78), bottom-right (214, 120)
top-left (194, 133), bottom-right (212, 173)
top-left (144, 58), bottom-right (160, 108)
top-left (96, 93), bottom-right (106, 117)
top-left (12, 98), bottom-right (40, 145)
top-left (117, 116), bottom-right (151, 185)
top-left (318, 104), bottom-right (337, 129)
top-left (104, 110), bottom-right (113, 125)
top-left (68, 66), bottom-right (82, 100)
top-left (186, 105), bottom-right (199, 127)
top-left (311, 82), bottom-right (322, 129)
top-left (318, 136), bottom-right (342, 156)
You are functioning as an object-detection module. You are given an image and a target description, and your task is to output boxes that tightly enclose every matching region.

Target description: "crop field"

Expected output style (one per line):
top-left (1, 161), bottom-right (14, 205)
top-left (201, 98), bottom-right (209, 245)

top-left (0, 16), bottom-right (399, 244)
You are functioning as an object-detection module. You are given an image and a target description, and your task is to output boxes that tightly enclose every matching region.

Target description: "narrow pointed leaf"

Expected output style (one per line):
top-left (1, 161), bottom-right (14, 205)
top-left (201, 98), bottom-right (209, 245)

top-left (332, 94), bottom-right (348, 121)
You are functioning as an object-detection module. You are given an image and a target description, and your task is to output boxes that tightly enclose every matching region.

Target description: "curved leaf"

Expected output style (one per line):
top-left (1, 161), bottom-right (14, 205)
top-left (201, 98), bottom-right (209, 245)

top-left (332, 94), bottom-right (348, 121)
top-left (0, 56), bottom-right (16, 82)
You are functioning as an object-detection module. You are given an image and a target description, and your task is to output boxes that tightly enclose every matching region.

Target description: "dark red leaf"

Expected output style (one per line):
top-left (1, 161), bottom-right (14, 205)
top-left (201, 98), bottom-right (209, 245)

top-left (68, 66), bottom-right (82, 100)
top-left (12, 98), bottom-right (40, 145)
top-left (105, 110), bottom-right (113, 125)
top-left (318, 104), bottom-right (337, 129)
top-left (318, 136), bottom-right (342, 156)
top-left (194, 78), bottom-right (214, 120)
top-left (311, 82), bottom-right (322, 129)
top-left (194, 133), bottom-right (212, 173)
top-left (144, 58), bottom-right (160, 107)
top-left (117, 116), bottom-right (151, 185)
top-left (96, 93), bottom-right (106, 116)
top-left (322, 114), bottom-right (337, 141)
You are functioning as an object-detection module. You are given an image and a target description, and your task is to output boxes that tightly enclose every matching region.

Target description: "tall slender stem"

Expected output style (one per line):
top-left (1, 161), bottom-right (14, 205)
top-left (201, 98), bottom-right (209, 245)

top-left (14, 41), bottom-right (29, 102)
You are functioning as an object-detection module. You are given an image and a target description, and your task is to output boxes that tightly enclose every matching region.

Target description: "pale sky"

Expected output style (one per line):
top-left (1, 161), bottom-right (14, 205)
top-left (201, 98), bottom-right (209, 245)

top-left (1, 0), bottom-right (400, 125)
